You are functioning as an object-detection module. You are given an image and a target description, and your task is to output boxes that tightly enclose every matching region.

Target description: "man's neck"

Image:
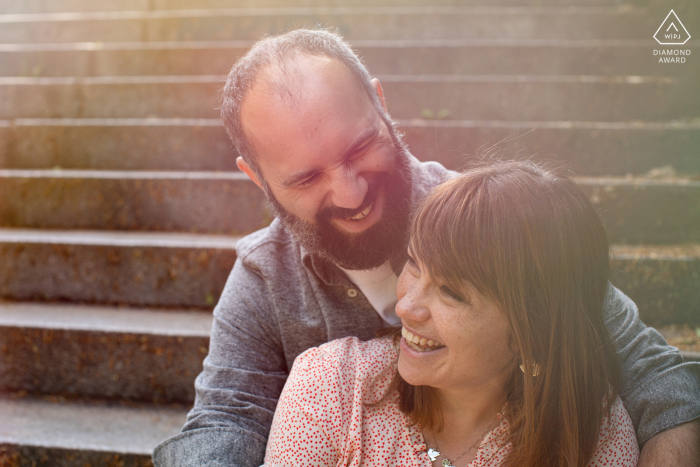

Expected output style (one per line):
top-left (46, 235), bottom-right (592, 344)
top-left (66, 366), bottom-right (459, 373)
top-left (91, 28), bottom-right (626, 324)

top-left (337, 261), bottom-right (400, 325)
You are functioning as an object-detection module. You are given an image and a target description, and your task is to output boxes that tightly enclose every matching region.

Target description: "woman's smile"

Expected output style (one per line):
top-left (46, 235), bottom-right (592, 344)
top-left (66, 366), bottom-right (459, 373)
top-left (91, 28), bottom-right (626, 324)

top-left (401, 326), bottom-right (445, 352)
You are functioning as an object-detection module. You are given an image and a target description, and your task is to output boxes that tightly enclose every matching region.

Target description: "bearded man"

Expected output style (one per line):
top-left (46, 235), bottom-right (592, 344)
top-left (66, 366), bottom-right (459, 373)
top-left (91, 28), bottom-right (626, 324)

top-left (153, 29), bottom-right (700, 467)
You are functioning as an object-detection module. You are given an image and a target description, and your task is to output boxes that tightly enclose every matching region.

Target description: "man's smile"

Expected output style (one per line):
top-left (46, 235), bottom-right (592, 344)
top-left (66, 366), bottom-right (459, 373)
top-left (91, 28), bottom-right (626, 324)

top-left (347, 202), bottom-right (373, 221)
top-left (331, 190), bottom-right (384, 234)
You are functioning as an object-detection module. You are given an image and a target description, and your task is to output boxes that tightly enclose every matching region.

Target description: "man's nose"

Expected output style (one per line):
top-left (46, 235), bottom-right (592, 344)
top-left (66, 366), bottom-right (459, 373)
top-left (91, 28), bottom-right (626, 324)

top-left (330, 169), bottom-right (368, 210)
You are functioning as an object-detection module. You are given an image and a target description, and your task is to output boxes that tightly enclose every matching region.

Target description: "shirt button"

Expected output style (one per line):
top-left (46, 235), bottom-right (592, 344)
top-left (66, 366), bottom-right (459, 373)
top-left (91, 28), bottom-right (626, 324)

top-left (347, 288), bottom-right (358, 298)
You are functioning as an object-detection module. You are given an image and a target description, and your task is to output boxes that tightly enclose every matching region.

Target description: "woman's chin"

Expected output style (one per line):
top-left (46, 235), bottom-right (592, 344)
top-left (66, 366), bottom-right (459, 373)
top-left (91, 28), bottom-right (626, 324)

top-left (397, 354), bottom-right (432, 387)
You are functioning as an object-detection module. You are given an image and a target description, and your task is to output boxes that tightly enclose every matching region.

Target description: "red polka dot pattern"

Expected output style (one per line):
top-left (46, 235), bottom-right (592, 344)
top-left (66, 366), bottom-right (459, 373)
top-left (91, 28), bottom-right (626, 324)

top-left (264, 337), bottom-right (639, 467)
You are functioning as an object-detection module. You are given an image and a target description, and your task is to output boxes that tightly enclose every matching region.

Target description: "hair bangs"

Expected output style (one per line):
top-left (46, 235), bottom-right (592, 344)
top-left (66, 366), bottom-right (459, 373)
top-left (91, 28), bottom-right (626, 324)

top-left (409, 175), bottom-right (500, 304)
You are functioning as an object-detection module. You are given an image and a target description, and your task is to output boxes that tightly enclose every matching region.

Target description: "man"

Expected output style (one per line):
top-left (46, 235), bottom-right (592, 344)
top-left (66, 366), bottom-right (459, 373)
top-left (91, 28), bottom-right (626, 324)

top-left (153, 29), bottom-right (700, 466)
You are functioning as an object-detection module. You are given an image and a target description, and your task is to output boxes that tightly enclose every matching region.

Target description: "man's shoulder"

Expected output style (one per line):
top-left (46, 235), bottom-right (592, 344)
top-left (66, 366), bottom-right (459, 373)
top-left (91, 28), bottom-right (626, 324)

top-left (410, 157), bottom-right (458, 201)
top-left (418, 159), bottom-right (457, 181)
top-left (235, 218), bottom-right (296, 266)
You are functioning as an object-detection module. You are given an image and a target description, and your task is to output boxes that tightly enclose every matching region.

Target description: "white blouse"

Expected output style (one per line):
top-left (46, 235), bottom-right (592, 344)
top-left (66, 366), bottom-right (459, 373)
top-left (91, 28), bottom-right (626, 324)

top-left (265, 337), bottom-right (639, 467)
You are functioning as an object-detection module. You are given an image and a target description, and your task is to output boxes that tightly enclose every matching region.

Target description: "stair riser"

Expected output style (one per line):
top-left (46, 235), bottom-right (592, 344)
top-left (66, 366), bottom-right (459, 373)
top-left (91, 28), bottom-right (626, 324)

top-left (2, 80), bottom-right (695, 121)
top-left (0, 176), bottom-right (271, 234)
top-left (0, 0), bottom-right (148, 14)
top-left (0, 13), bottom-right (654, 44)
top-left (0, 243), bottom-right (237, 308)
top-left (582, 183), bottom-right (700, 245)
top-left (1, 241), bottom-right (698, 322)
top-left (406, 125), bottom-right (700, 177)
top-left (2, 176), bottom-right (699, 244)
top-left (3, 46), bottom-right (697, 78)
top-left (0, 326), bottom-right (206, 402)
top-left (0, 0), bottom-right (648, 15)
top-left (0, 123), bottom-right (236, 171)
top-left (0, 446), bottom-right (152, 467)
top-left (611, 256), bottom-right (700, 325)
top-left (3, 123), bottom-right (700, 176)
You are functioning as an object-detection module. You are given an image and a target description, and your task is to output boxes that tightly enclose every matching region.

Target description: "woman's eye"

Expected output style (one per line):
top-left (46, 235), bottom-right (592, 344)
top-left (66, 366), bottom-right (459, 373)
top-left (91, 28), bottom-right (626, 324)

top-left (440, 285), bottom-right (464, 303)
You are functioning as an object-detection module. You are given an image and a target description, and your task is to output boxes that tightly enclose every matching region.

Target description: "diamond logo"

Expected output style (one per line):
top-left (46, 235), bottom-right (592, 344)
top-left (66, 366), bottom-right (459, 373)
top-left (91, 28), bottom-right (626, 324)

top-left (654, 10), bottom-right (691, 45)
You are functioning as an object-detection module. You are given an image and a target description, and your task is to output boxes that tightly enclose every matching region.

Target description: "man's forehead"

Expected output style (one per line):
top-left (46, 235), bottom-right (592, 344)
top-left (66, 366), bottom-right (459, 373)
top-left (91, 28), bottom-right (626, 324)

top-left (240, 54), bottom-right (377, 177)
top-left (248, 54), bottom-right (357, 110)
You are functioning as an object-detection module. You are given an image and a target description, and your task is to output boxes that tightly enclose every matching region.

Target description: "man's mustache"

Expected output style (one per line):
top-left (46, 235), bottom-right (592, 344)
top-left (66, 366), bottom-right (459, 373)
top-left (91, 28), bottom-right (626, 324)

top-left (317, 173), bottom-right (389, 221)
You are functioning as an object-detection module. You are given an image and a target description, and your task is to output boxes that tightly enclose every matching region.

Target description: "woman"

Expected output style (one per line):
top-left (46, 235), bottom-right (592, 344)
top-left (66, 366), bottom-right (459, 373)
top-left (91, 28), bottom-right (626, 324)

top-left (264, 161), bottom-right (639, 467)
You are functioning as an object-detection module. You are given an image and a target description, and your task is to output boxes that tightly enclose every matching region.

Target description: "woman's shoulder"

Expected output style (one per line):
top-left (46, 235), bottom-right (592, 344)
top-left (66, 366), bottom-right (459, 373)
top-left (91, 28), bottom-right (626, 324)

top-left (288, 336), bottom-right (398, 401)
top-left (294, 336), bottom-right (397, 374)
top-left (587, 396), bottom-right (640, 467)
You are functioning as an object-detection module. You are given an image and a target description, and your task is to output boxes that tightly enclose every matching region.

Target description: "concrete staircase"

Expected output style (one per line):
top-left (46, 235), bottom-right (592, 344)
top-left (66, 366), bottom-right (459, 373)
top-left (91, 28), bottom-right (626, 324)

top-left (1, 0), bottom-right (698, 464)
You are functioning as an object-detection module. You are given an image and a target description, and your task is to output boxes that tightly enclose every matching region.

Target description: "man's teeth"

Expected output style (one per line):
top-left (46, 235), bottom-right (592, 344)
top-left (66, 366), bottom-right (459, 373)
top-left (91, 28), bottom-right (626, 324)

top-left (348, 203), bottom-right (373, 221)
top-left (401, 326), bottom-right (444, 352)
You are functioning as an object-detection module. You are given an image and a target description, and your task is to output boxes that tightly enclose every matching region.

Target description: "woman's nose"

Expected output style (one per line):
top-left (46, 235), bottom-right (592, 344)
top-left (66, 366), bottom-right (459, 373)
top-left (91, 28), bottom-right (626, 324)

top-left (395, 274), bottom-right (431, 323)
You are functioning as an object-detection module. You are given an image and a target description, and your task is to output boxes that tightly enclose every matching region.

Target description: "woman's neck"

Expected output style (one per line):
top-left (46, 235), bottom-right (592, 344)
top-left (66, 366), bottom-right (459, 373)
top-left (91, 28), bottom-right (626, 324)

top-left (422, 382), bottom-right (508, 466)
top-left (436, 384), bottom-right (507, 435)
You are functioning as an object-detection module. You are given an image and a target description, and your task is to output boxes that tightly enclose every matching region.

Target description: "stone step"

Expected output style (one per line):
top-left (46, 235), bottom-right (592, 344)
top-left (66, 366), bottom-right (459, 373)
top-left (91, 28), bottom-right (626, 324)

top-left (0, 7), bottom-right (653, 44)
top-left (1, 301), bottom-right (696, 410)
top-left (2, 40), bottom-right (697, 77)
top-left (611, 244), bottom-right (700, 325)
top-left (0, 228), bottom-right (697, 324)
top-left (578, 177), bottom-right (700, 244)
top-left (0, 229), bottom-right (239, 308)
top-left (2, 118), bottom-right (699, 176)
top-left (0, 0), bottom-right (646, 15)
top-left (1, 75), bottom-right (696, 121)
top-left (1, 171), bottom-right (698, 244)
top-left (400, 120), bottom-right (700, 177)
top-left (0, 394), bottom-right (185, 466)
top-left (0, 302), bottom-right (211, 403)
top-left (0, 169), bottom-right (271, 234)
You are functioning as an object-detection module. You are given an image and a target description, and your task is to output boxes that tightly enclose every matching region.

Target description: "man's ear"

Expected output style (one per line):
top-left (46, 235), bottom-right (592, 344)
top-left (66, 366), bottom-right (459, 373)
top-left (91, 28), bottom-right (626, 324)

top-left (236, 156), bottom-right (264, 190)
top-left (371, 78), bottom-right (388, 113)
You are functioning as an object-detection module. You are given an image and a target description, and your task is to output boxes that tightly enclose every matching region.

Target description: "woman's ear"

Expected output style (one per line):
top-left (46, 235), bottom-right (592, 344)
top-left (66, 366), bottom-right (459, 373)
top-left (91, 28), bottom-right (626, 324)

top-left (236, 156), bottom-right (264, 190)
top-left (371, 78), bottom-right (388, 113)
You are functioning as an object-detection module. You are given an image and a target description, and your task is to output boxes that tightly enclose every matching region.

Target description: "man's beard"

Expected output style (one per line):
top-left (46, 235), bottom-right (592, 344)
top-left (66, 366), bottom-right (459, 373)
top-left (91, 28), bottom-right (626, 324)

top-left (262, 123), bottom-right (413, 271)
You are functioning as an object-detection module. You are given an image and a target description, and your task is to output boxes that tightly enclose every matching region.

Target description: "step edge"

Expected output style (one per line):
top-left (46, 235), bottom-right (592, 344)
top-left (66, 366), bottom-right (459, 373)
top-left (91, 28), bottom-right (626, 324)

top-left (4, 118), bottom-right (700, 130)
top-left (0, 6), bottom-right (649, 25)
top-left (0, 302), bottom-right (212, 336)
top-left (0, 228), bottom-right (242, 248)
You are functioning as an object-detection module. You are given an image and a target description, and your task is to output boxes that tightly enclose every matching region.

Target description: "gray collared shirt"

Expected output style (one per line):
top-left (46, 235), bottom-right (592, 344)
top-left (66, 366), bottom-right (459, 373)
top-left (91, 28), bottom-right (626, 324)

top-left (153, 157), bottom-right (700, 467)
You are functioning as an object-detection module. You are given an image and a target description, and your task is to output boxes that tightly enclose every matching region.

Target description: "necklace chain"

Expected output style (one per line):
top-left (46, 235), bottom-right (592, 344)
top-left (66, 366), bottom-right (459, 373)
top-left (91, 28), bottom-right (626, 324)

top-left (426, 413), bottom-right (500, 467)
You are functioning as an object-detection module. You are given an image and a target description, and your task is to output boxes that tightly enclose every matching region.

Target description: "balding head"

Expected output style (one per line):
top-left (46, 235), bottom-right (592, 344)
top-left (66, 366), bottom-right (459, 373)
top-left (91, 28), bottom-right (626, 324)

top-left (240, 54), bottom-right (378, 181)
top-left (221, 29), bottom-right (386, 177)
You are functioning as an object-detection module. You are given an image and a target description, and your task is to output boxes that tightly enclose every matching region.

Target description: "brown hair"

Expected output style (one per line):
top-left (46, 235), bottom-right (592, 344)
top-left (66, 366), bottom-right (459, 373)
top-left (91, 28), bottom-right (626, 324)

top-left (397, 161), bottom-right (620, 467)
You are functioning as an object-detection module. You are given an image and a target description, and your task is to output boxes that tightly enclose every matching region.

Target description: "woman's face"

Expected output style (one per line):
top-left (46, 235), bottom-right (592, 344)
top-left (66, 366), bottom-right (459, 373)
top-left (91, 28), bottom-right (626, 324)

top-left (395, 251), bottom-right (514, 394)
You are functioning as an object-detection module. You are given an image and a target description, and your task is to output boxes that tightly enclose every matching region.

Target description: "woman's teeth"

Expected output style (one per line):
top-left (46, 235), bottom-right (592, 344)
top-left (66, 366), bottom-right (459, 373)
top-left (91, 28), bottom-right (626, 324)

top-left (401, 326), bottom-right (444, 352)
top-left (349, 203), bottom-right (373, 221)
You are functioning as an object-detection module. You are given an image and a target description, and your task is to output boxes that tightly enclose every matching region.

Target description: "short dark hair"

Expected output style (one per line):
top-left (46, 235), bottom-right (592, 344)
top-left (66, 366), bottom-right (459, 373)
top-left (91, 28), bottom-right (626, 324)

top-left (220, 28), bottom-right (384, 177)
top-left (399, 160), bottom-right (620, 467)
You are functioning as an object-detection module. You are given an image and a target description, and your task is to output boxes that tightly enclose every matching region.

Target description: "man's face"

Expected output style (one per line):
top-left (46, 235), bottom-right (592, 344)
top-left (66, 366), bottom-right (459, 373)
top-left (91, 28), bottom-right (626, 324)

top-left (240, 55), bottom-right (412, 270)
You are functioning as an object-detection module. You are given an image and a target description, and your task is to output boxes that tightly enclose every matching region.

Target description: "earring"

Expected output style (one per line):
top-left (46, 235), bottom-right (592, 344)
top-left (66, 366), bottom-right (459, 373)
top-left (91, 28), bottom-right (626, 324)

top-left (519, 362), bottom-right (540, 377)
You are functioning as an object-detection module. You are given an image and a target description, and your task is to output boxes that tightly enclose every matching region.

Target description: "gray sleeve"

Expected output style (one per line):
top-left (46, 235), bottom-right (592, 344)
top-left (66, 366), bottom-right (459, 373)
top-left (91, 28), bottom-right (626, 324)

top-left (153, 258), bottom-right (289, 467)
top-left (604, 284), bottom-right (700, 445)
